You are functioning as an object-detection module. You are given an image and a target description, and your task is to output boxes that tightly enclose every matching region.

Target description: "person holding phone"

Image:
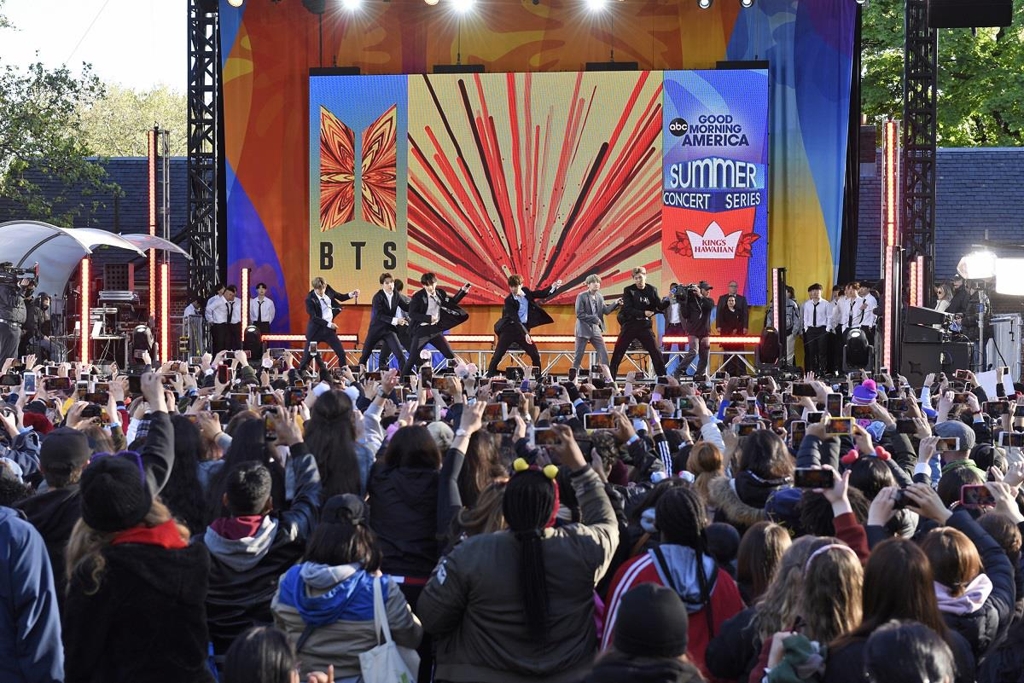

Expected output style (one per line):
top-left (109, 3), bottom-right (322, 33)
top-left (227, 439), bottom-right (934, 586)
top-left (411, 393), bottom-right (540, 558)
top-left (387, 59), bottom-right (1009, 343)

top-left (399, 272), bottom-right (470, 378)
top-left (297, 277), bottom-right (360, 376)
top-left (487, 274), bottom-right (562, 379)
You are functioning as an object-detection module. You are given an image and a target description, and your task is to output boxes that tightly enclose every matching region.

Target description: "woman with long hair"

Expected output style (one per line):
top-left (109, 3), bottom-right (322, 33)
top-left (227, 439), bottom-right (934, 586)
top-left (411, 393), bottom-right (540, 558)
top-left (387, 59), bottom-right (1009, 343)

top-left (272, 494), bottom-right (421, 680)
top-left (457, 430), bottom-right (508, 509)
top-left (934, 282), bottom-right (954, 313)
top-left (63, 372), bottom-right (215, 682)
top-left (825, 537), bottom-right (975, 683)
top-left (686, 441), bottom-right (723, 518)
top-left (735, 520), bottom-right (791, 605)
top-left (708, 429), bottom-right (794, 534)
top-left (303, 390), bottom-right (371, 497)
top-left (161, 414), bottom-right (208, 535)
top-left (418, 424), bottom-right (619, 683)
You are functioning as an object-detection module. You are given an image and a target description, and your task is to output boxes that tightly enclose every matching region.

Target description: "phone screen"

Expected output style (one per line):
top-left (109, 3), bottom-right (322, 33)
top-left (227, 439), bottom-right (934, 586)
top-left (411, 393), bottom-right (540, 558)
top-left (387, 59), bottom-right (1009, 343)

top-left (826, 393), bottom-right (843, 418)
top-left (23, 372), bottom-right (36, 394)
top-left (533, 428), bottom-right (561, 446)
top-left (794, 468), bottom-right (835, 489)
top-left (583, 412), bottom-right (616, 431)
top-left (960, 484), bottom-right (995, 508)
top-left (826, 417), bottom-right (854, 436)
top-left (1000, 432), bottom-right (1024, 448)
top-left (217, 365), bottom-right (231, 384)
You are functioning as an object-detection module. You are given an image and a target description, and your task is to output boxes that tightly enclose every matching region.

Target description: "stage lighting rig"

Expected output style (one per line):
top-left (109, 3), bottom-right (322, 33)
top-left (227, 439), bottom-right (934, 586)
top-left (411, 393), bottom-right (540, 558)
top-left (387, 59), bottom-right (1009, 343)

top-left (424, 0), bottom-right (439, 5)
top-left (587, 0), bottom-right (609, 11)
top-left (452, 0), bottom-right (475, 13)
top-left (341, 0), bottom-right (362, 10)
top-left (740, 0), bottom-right (754, 6)
top-left (843, 327), bottom-right (873, 372)
top-left (698, 0), bottom-right (713, 8)
top-left (227, 0), bottom-right (244, 6)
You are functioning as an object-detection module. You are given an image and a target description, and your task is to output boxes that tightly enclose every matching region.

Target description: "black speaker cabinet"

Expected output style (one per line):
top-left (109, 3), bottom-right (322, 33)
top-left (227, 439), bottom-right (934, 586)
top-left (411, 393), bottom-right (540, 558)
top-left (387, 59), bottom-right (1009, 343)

top-left (900, 342), bottom-right (974, 387)
top-left (928, 0), bottom-right (1012, 27)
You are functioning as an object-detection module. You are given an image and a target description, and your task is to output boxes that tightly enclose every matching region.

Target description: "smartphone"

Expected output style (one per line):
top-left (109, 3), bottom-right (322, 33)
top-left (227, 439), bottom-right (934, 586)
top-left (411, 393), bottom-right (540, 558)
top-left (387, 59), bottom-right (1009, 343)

top-left (736, 421), bottom-right (761, 436)
top-left (592, 388), bottom-right (614, 400)
top-left (583, 412), bottom-right (617, 431)
top-left (217, 365), bottom-right (231, 384)
top-left (549, 403), bottom-right (574, 418)
top-left (363, 370), bottom-right (382, 381)
top-left (84, 391), bottom-right (110, 405)
top-left (806, 411), bottom-right (824, 424)
top-left (792, 383), bottom-right (818, 398)
top-left (128, 375), bottom-right (143, 395)
top-left (483, 402), bottom-right (509, 422)
top-left (896, 418), bottom-right (918, 435)
top-left (770, 409), bottom-right (787, 430)
top-left (850, 404), bottom-right (874, 419)
top-left (937, 437), bottom-right (961, 452)
top-left (826, 417), bottom-right (854, 436)
top-left (264, 415), bottom-right (278, 442)
top-left (984, 401), bottom-right (1010, 418)
top-left (782, 392), bottom-right (796, 405)
top-left (999, 432), bottom-right (1024, 448)
top-left (790, 420), bottom-right (806, 449)
top-left (209, 398), bottom-right (230, 412)
top-left (500, 389), bottom-right (520, 409)
top-left (1016, 406), bottom-right (1024, 418)
top-left (259, 393), bottom-right (279, 406)
top-left (955, 369), bottom-right (971, 381)
top-left (951, 393), bottom-right (969, 405)
top-left (744, 396), bottom-right (757, 411)
top-left (626, 403), bottom-right (649, 419)
top-left (543, 385), bottom-right (562, 399)
top-left (714, 371), bottom-right (728, 380)
top-left (532, 427), bottom-right (561, 446)
top-left (826, 393), bottom-right (843, 418)
top-left (661, 385), bottom-right (684, 399)
top-left (677, 396), bottom-right (694, 413)
top-left (414, 404), bottom-right (439, 422)
top-left (960, 484), bottom-right (995, 508)
top-left (661, 417), bottom-right (685, 430)
top-left (419, 366), bottom-right (433, 388)
top-left (22, 371), bottom-right (36, 395)
top-left (286, 388), bottom-right (306, 407)
top-left (794, 468), bottom-right (835, 489)
top-left (888, 398), bottom-right (910, 413)
top-left (612, 395), bottom-right (631, 406)
top-left (485, 419), bottom-right (516, 435)
top-left (230, 392), bottom-right (250, 403)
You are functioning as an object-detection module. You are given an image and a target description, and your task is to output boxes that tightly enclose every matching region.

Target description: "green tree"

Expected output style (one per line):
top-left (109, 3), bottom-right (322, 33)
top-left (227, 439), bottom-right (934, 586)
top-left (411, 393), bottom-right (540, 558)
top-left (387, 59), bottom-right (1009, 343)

top-left (79, 84), bottom-right (188, 157)
top-left (861, 0), bottom-right (1024, 146)
top-left (0, 0), bottom-right (119, 225)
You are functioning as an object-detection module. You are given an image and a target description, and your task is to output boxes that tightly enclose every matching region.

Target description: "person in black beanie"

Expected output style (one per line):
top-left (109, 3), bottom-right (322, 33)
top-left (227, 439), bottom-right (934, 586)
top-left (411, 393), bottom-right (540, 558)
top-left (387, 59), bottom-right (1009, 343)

top-left (584, 583), bottom-right (705, 683)
top-left (63, 371), bottom-right (215, 683)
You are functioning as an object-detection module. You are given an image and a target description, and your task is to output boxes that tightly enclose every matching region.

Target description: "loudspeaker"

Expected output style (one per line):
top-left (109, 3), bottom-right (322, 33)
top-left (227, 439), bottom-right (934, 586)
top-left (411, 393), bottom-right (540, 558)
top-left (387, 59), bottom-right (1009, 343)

top-left (928, 0), bottom-right (1012, 28)
top-left (900, 341), bottom-right (973, 387)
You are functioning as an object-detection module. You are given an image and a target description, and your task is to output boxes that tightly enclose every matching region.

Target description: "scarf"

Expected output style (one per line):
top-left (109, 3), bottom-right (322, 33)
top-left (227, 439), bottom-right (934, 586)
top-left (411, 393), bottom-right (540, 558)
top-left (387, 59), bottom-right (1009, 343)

top-left (111, 519), bottom-right (187, 549)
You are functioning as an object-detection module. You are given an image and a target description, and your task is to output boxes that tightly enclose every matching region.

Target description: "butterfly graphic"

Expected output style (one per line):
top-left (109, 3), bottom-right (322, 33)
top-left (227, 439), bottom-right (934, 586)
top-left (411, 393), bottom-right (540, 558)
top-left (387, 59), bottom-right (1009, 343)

top-left (319, 104), bottom-right (398, 232)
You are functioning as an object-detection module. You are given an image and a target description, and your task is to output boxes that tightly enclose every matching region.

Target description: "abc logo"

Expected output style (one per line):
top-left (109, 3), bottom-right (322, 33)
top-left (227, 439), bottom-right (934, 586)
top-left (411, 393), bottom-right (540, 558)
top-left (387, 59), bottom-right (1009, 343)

top-left (668, 118), bottom-right (689, 136)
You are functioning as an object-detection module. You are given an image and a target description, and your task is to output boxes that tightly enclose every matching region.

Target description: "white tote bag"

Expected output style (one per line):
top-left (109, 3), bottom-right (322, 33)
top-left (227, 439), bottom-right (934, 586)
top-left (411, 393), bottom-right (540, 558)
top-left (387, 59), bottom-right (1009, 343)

top-left (359, 576), bottom-right (420, 683)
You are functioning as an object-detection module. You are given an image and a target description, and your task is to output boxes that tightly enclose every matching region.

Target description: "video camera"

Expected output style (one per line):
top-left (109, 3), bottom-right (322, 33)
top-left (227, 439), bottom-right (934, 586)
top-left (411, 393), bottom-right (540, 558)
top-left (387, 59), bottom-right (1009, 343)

top-left (0, 263), bottom-right (37, 286)
top-left (669, 282), bottom-right (700, 301)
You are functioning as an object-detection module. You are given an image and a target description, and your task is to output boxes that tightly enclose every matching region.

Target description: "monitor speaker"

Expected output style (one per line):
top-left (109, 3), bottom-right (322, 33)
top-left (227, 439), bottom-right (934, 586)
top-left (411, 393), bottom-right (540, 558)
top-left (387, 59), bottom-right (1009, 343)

top-left (900, 341), bottom-right (973, 387)
top-left (928, 0), bottom-right (1012, 28)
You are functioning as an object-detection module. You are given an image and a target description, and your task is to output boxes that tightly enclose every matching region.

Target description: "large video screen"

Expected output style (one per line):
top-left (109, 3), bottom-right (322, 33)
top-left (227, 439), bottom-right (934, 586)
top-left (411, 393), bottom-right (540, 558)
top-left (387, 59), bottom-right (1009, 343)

top-left (309, 69), bottom-right (768, 305)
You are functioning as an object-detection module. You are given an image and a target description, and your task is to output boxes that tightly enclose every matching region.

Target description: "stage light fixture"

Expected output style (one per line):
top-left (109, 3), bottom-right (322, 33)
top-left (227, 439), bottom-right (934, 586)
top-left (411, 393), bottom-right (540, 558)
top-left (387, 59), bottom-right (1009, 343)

top-left (698, 0), bottom-right (713, 8)
top-left (957, 250), bottom-right (997, 280)
top-left (586, 0), bottom-right (609, 10)
top-left (843, 327), bottom-right (872, 372)
top-left (228, 0), bottom-right (244, 6)
top-left (424, 0), bottom-right (439, 5)
top-left (132, 325), bottom-right (156, 365)
top-left (740, 0), bottom-right (753, 6)
top-left (995, 258), bottom-right (1024, 296)
top-left (340, 0), bottom-right (361, 10)
top-left (452, 0), bottom-right (474, 13)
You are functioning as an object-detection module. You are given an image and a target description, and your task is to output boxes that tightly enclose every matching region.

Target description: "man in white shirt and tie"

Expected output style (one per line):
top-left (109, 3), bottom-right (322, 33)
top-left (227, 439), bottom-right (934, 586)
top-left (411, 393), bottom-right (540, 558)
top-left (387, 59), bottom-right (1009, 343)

top-left (800, 283), bottom-right (832, 375)
top-left (856, 282), bottom-right (878, 337)
top-left (250, 283), bottom-right (276, 336)
top-left (206, 284), bottom-right (241, 355)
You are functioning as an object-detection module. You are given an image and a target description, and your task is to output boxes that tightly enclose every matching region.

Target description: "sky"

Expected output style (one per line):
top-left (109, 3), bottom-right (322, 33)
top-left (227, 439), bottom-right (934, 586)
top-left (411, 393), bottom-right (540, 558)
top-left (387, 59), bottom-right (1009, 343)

top-left (0, 0), bottom-right (187, 92)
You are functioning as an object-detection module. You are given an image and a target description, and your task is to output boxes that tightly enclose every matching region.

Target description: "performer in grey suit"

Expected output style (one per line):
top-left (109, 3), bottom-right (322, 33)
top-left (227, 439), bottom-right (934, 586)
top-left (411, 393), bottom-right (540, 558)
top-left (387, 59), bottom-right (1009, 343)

top-left (572, 274), bottom-right (622, 373)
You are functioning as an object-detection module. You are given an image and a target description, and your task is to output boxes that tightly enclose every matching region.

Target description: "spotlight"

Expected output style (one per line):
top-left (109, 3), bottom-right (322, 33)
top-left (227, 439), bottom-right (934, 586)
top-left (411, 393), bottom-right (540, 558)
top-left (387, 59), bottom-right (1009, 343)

top-left (228, 0), bottom-right (244, 6)
top-left (340, 0), bottom-right (361, 9)
top-left (957, 250), bottom-right (997, 280)
top-left (451, 0), bottom-right (474, 13)
top-left (740, 0), bottom-right (753, 6)
top-left (698, 0), bottom-right (712, 8)
top-left (758, 327), bottom-right (782, 367)
top-left (424, 0), bottom-right (439, 5)
top-left (586, 0), bottom-right (608, 10)
top-left (132, 325), bottom-right (156, 364)
top-left (843, 327), bottom-right (873, 372)
top-left (243, 325), bottom-right (263, 361)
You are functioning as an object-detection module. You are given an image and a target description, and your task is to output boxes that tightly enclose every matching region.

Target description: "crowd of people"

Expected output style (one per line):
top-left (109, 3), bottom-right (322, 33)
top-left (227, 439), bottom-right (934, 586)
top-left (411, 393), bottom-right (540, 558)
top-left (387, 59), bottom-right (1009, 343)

top-left (1, 338), bottom-right (1024, 683)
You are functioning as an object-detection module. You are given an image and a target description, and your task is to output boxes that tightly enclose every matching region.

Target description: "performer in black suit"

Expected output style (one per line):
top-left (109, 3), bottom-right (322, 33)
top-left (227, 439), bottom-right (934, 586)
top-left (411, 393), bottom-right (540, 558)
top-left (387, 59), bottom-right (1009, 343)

top-left (297, 277), bottom-right (360, 374)
top-left (400, 272), bottom-right (470, 378)
top-left (608, 266), bottom-right (669, 377)
top-left (357, 272), bottom-right (409, 370)
top-left (487, 274), bottom-right (562, 377)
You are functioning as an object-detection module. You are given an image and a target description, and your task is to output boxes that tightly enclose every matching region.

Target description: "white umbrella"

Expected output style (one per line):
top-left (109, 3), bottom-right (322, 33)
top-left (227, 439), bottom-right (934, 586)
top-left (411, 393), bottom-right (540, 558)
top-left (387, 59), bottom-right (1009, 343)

top-left (105, 232), bottom-right (192, 259)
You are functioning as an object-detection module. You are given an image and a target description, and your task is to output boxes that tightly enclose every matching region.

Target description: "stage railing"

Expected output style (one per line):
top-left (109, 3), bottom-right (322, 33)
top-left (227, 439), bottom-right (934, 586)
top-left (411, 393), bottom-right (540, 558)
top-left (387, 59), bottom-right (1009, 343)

top-left (257, 332), bottom-right (760, 377)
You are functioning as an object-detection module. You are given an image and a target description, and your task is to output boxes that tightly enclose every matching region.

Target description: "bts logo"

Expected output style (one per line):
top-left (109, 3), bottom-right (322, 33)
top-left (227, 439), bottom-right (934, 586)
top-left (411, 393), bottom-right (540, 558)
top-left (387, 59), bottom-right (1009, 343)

top-left (319, 105), bottom-right (398, 232)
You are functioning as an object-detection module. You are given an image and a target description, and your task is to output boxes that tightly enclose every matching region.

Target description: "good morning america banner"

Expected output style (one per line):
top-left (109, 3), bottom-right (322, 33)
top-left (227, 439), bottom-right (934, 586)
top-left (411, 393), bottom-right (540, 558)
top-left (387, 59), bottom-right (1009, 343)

top-left (661, 69), bottom-right (769, 305)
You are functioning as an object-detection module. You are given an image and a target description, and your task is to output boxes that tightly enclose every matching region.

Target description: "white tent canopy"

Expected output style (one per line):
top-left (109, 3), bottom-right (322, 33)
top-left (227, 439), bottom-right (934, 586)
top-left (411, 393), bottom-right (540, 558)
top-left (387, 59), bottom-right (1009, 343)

top-left (0, 221), bottom-right (146, 298)
top-left (105, 232), bottom-right (191, 259)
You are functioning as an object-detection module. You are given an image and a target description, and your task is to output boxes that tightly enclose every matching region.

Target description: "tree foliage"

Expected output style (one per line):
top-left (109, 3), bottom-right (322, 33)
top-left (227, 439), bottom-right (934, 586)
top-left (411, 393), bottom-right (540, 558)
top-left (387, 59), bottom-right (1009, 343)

top-left (861, 0), bottom-right (1024, 146)
top-left (0, 1), bottom-right (119, 225)
top-left (78, 84), bottom-right (188, 157)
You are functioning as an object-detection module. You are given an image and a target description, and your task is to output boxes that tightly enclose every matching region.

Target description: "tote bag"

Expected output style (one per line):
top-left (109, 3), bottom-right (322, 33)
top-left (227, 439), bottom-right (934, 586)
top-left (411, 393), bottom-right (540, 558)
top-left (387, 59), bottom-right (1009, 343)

top-left (359, 576), bottom-right (420, 683)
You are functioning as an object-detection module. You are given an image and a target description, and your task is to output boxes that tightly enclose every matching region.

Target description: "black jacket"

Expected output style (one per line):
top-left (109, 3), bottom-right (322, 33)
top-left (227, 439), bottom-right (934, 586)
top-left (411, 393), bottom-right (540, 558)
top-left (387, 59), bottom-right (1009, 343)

top-left (0, 282), bottom-right (26, 324)
top-left (825, 629), bottom-right (975, 683)
top-left (15, 484), bottom-right (80, 604)
top-left (706, 606), bottom-right (760, 683)
top-left (617, 284), bottom-right (668, 328)
top-left (947, 285), bottom-right (971, 316)
top-left (495, 284), bottom-right (557, 335)
top-left (304, 286), bottom-right (352, 337)
top-left (368, 461), bottom-right (440, 578)
top-left (581, 654), bottom-right (705, 683)
top-left (716, 293), bottom-right (749, 331)
top-left (939, 509), bottom-right (1015, 662)
top-left (684, 292), bottom-right (715, 338)
top-left (367, 288), bottom-right (409, 335)
top-left (198, 446), bottom-right (322, 654)
top-left (407, 286), bottom-right (469, 337)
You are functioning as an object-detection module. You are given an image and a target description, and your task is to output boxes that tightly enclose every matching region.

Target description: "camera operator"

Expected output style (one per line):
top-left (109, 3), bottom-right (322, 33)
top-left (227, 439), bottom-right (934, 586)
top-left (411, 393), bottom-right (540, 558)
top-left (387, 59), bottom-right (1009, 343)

top-left (22, 293), bottom-right (54, 362)
top-left (678, 281), bottom-right (715, 379)
top-left (0, 264), bottom-right (33, 366)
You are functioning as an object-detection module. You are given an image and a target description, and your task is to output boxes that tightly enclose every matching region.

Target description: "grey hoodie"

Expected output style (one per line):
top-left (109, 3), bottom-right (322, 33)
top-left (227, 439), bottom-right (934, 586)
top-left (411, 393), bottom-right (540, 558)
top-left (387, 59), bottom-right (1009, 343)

top-left (651, 544), bottom-right (719, 613)
top-left (203, 515), bottom-right (280, 572)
